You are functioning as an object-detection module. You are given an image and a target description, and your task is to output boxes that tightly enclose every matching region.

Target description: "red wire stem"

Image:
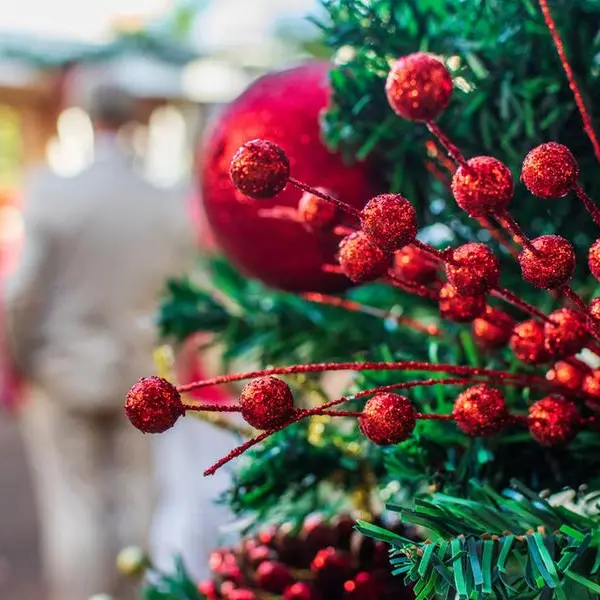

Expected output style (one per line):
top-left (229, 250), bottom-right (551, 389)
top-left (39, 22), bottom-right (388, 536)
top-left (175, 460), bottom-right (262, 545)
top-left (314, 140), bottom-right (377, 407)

top-left (426, 121), bottom-right (469, 168)
top-left (288, 177), bottom-right (362, 219)
top-left (573, 183), bottom-right (600, 228)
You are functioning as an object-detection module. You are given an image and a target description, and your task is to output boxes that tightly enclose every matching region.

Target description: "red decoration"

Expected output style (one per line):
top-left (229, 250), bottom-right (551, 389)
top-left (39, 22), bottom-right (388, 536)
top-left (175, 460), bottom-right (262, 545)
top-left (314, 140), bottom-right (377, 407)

top-left (521, 142), bottom-right (578, 199)
top-left (228, 590), bottom-right (257, 600)
top-left (451, 156), bottom-right (514, 217)
top-left (544, 308), bottom-right (589, 359)
top-left (518, 235), bottom-right (575, 289)
top-left (230, 139), bottom-right (290, 199)
top-left (590, 297), bottom-right (600, 323)
top-left (125, 376), bottom-right (184, 434)
top-left (360, 194), bottom-right (418, 251)
top-left (248, 545), bottom-right (275, 567)
top-left (338, 232), bottom-right (393, 283)
top-left (298, 188), bottom-right (338, 231)
top-left (200, 62), bottom-right (379, 292)
top-left (393, 246), bottom-right (438, 284)
top-left (452, 384), bottom-right (509, 436)
top-left (256, 561), bottom-right (295, 594)
top-left (284, 582), bottom-right (319, 600)
top-left (528, 396), bottom-right (581, 446)
top-left (510, 320), bottom-right (550, 365)
top-left (438, 283), bottom-right (486, 323)
top-left (588, 239), bottom-right (600, 281)
top-left (358, 393), bottom-right (416, 446)
top-left (445, 242), bottom-right (500, 295)
top-left (344, 571), bottom-right (382, 600)
top-left (239, 376), bottom-right (294, 430)
top-left (311, 547), bottom-right (354, 587)
top-left (302, 515), bottom-right (337, 556)
top-left (582, 369), bottom-right (600, 400)
top-left (472, 307), bottom-right (515, 349)
top-left (546, 360), bottom-right (587, 392)
top-left (198, 580), bottom-right (218, 599)
top-left (385, 53), bottom-right (453, 122)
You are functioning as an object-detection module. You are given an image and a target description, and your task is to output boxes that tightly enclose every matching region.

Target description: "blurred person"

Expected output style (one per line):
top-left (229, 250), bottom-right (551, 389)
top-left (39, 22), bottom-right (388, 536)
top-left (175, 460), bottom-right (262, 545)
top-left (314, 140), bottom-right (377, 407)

top-left (1, 84), bottom-right (195, 600)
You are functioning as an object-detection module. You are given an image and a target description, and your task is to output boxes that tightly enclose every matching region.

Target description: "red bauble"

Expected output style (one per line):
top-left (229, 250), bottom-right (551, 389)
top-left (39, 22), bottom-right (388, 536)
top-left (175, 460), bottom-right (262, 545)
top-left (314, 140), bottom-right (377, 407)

top-left (256, 561), bottom-right (295, 594)
top-left (445, 242), bottom-right (500, 295)
top-left (239, 376), bottom-right (294, 430)
top-left (360, 193), bottom-right (418, 251)
top-left (451, 156), bottom-right (514, 217)
top-left (230, 139), bottom-right (290, 199)
top-left (528, 396), bottom-right (581, 446)
top-left (298, 188), bottom-right (338, 231)
top-left (344, 571), bottom-right (382, 600)
top-left (284, 582), bottom-right (318, 600)
top-left (201, 62), bottom-right (379, 292)
top-left (590, 297), bottom-right (600, 322)
top-left (229, 590), bottom-right (257, 600)
top-left (472, 306), bottom-right (515, 349)
top-left (521, 142), bottom-right (578, 199)
top-left (302, 515), bottom-right (337, 556)
top-left (452, 384), bottom-right (509, 436)
top-left (338, 232), bottom-right (393, 283)
top-left (393, 245), bottom-right (438, 284)
top-left (588, 239), bottom-right (600, 281)
top-left (510, 320), bottom-right (550, 365)
top-left (518, 235), bottom-right (575, 289)
top-left (311, 547), bottom-right (354, 586)
top-left (546, 360), bottom-right (587, 392)
top-left (248, 545), bottom-right (276, 567)
top-left (359, 393), bottom-right (416, 446)
top-left (582, 369), bottom-right (600, 400)
top-left (544, 308), bottom-right (589, 359)
top-left (438, 283), bottom-right (486, 323)
top-left (198, 580), bottom-right (218, 600)
top-left (385, 53), bottom-right (453, 122)
top-left (125, 376), bottom-right (184, 433)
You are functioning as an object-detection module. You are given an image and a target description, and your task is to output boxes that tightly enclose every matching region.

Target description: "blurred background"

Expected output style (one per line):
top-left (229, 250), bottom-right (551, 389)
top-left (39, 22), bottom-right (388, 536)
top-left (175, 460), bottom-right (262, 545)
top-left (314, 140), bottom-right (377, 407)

top-left (0, 1), bottom-right (322, 598)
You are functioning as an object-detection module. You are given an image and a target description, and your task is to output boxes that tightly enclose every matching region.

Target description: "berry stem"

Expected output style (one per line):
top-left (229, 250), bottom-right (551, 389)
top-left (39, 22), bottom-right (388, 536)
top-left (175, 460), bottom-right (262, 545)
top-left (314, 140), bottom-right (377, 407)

top-left (496, 211), bottom-right (539, 255)
top-left (288, 177), bottom-right (362, 219)
top-left (181, 402), bottom-right (241, 413)
top-left (476, 216), bottom-right (520, 259)
top-left (426, 121), bottom-right (469, 168)
top-left (573, 183), bottom-right (600, 227)
top-left (386, 272), bottom-right (440, 300)
top-left (415, 413), bottom-right (454, 421)
top-left (333, 225), bottom-right (356, 237)
top-left (492, 287), bottom-right (553, 324)
top-left (411, 238), bottom-right (450, 263)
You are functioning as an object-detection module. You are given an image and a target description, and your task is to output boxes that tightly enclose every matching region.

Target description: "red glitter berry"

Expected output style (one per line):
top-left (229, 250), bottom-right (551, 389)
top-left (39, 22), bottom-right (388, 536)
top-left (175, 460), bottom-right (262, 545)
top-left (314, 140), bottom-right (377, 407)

top-left (451, 156), bottom-right (514, 217)
top-left (256, 561), bottom-right (294, 594)
top-left (546, 360), bottom-right (587, 392)
top-left (125, 376), bottom-right (184, 433)
top-left (589, 297), bottom-right (600, 322)
top-left (239, 376), bottom-right (294, 430)
top-left (588, 239), bottom-right (600, 281)
top-left (359, 393), bottom-right (416, 446)
top-left (452, 384), bottom-right (509, 436)
top-left (229, 590), bottom-right (257, 600)
top-left (521, 142), bottom-right (579, 199)
top-left (230, 139), bottom-right (290, 199)
top-left (510, 320), bottom-right (550, 365)
top-left (297, 188), bottom-right (338, 231)
top-left (393, 245), bottom-right (438, 284)
top-left (360, 193), bottom-right (418, 251)
top-left (518, 235), bottom-right (575, 289)
top-left (473, 306), bottom-right (515, 349)
top-left (283, 583), bottom-right (317, 600)
top-left (544, 308), bottom-right (589, 359)
top-left (338, 232), bottom-right (393, 283)
top-left (438, 282), bottom-right (486, 323)
top-left (528, 396), bottom-right (581, 446)
top-left (582, 369), bottom-right (600, 402)
top-left (445, 242), bottom-right (500, 295)
top-left (385, 52), bottom-right (453, 122)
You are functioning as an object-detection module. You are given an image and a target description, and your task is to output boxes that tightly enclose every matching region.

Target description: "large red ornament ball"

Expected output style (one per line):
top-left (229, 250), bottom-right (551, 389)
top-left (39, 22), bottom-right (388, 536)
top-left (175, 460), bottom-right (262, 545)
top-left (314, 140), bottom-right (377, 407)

top-left (452, 384), bottom-right (509, 436)
top-left (518, 235), bottom-right (575, 289)
top-left (359, 393), bottom-right (416, 446)
top-left (588, 239), bottom-right (600, 281)
top-left (510, 320), bottom-right (550, 365)
top-left (445, 242), bottom-right (500, 295)
top-left (528, 396), bottom-right (581, 446)
top-left (256, 561), bottom-right (295, 594)
top-left (298, 188), bottom-right (338, 231)
top-left (521, 142), bottom-right (578, 199)
top-left (438, 283), bottom-right (486, 323)
top-left (473, 306), bottom-right (515, 349)
top-left (360, 193), bottom-right (418, 251)
top-left (125, 376), bottom-right (184, 433)
top-left (201, 61), bottom-right (379, 292)
top-left (544, 308), bottom-right (589, 359)
top-left (451, 157), bottom-right (514, 217)
top-left (385, 52), bottom-right (453, 122)
top-left (230, 139), bottom-right (290, 199)
top-left (546, 360), bottom-right (587, 392)
top-left (338, 232), bottom-right (393, 283)
top-left (393, 245), bottom-right (438, 284)
top-left (239, 376), bottom-right (294, 430)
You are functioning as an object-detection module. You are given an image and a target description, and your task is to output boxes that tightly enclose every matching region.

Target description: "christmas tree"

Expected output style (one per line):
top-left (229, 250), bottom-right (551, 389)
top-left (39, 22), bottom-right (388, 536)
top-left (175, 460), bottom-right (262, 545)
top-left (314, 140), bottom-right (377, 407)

top-left (125, 1), bottom-right (600, 598)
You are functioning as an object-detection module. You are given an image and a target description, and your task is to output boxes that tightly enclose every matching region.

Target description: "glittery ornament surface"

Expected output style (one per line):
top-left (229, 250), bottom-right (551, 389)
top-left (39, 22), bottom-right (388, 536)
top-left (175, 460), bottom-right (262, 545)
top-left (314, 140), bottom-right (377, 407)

top-left (298, 188), bottom-right (338, 231)
top-left (473, 307), bottom-right (515, 349)
top-left (588, 238), bottom-right (600, 280)
top-left (510, 320), bottom-right (550, 365)
top-left (452, 384), bottom-right (509, 436)
top-left (201, 62), bottom-right (379, 292)
top-left (230, 139), bottom-right (290, 199)
top-left (451, 156), bottom-right (514, 217)
top-left (589, 297), bottom-right (600, 322)
top-left (385, 52), bottom-right (453, 122)
top-left (438, 282), bottom-right (486, 323)
top-left (582, 369), bottom-right (600, 400)
top-left (546, 360), bottom-right (586, 392)
top-left (360, 193), bottom-right (418, 251)
top-left (521, 142), bottom-right (579, 199)
top-left (338, 232), bottom-right (393, 283)
top-left (446, 242), bottom-right (500, 295)
top-left (239, 376), bottom-right (294, 430)
top-left (528, 396), bottom-right (581, 446)
top-left (358, 393), bottom-right (416, 445)
top-left (518, 235), bottom-right (575, 289)
top-left (125, 376), bottom-right (184, 433)
top-left (393, 245), bottom-right (438, 284)
top-left (544, 308), bottom-right (589, 359)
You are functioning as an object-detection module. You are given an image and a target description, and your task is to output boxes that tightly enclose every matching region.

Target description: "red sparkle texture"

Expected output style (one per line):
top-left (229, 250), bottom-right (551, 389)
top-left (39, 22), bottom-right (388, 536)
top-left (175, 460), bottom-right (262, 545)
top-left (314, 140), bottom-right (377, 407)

top-left (438, 282), bottom-right (486, 323)
top-left (518, 235), bottom-right (575, 289)
top-left (528, 396), bottom-right (581, 446)
top-left (472, 307), bottom-right (515, 349)
top-left (338, 232), bottom-right (393, 283)
top-left (358, 393), bottom-right (416, 446)
top-left (452, 384), bottom-right (509, 436)
top-left (543, 308), bottom-right (589, 359)
top-left (298, 188), bottom-right (338, 231)
top-left (510, 320), bottom-right (550, 365)
top-left (393, 245), bottom-right (438, 284)
top-left (239, 376), bottom-right (294, 430)
top-left (588, 239), bottom-right (600, 281)
top-left (521, 142), bottom-right (579, 199)
top-left (445, 242), bottom-right (500, 296)
top-left (546, 360), bottom-right (587, 392)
